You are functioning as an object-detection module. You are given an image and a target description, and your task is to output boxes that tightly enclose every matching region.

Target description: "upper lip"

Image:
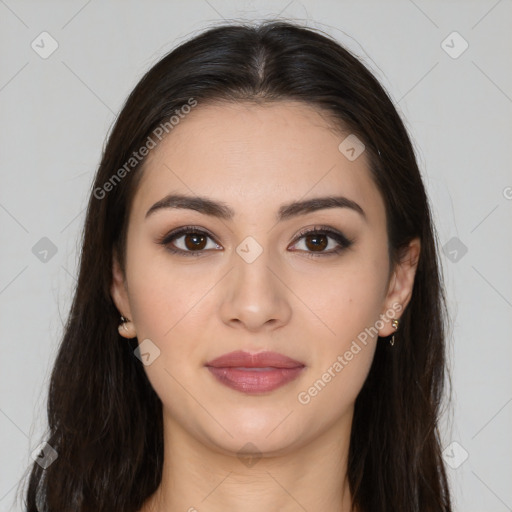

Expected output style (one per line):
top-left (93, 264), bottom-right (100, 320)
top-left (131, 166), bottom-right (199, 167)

top-left (205, 350), bottom-right (305, 369)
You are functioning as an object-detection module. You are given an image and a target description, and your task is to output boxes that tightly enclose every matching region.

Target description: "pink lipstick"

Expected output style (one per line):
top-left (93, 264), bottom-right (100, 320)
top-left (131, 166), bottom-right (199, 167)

top-left (205, 350), bottom-right (305, 394)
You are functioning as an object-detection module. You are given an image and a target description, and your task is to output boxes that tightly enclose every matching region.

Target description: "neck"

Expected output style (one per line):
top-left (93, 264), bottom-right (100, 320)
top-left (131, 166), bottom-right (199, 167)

top-left (142, 408), bottom-right (355, 512)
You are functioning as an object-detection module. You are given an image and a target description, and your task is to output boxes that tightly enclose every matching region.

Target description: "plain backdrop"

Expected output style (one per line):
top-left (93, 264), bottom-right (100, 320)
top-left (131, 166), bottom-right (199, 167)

top-left (1, 1), bottom-right (511, 511)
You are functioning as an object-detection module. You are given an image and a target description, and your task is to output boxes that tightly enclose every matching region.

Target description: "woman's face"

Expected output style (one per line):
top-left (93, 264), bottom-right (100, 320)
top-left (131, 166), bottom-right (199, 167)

top-left (111, 100), bottom-right (419, 456)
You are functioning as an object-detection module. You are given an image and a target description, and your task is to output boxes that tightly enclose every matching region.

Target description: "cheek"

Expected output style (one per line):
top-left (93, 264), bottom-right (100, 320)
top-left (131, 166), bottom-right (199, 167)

top-left (291, 258), bottom-right (385, 404)
top-left (125, 259), bottom-right (210, 418)
top-left (297, 259), bottom-right (387, 341)
top-left (125, 240), bottom-right (205, 340)
top-left (125, 251), bottom-right (216, 393)
top-left (294, 266), bottom-right (383, 401)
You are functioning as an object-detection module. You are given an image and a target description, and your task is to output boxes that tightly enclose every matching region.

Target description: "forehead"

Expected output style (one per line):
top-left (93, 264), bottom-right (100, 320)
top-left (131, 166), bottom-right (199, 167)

top-left (131, 100), bottom-right (385, 223)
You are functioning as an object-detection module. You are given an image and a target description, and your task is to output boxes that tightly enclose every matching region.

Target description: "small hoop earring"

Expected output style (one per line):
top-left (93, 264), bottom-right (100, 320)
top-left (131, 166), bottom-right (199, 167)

top-left (390, 318), bottom-right (399, 346)
top-left (120, 316), bottom-right (129, 332)
top-left (118, 315), bottom-right (136, 338)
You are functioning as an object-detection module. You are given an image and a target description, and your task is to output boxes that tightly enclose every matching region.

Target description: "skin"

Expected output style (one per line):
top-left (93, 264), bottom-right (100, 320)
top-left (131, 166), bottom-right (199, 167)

top-left (111, 100), bottom-right (420, 512)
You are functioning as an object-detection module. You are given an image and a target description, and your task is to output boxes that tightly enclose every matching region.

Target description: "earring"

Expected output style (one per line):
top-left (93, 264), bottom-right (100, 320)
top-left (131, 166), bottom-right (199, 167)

top-left (390, 318), bottom-right (399, 346)
top-left (118, 315), bottom-right (136, 339)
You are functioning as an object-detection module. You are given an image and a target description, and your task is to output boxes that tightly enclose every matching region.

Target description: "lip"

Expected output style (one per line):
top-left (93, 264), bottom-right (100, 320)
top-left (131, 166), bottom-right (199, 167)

top-left (205, 350), bottom-right (306, 394)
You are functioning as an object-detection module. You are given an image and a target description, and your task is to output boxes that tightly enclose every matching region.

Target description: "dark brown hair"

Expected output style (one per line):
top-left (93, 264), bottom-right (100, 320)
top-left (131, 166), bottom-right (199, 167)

top-left (19, 20), bottom-right (452, 512)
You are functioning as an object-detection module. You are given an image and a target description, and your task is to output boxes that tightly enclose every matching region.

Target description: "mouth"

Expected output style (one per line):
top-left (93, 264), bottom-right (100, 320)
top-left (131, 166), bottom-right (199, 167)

top-left (205, 350), bottom-right (306, 394)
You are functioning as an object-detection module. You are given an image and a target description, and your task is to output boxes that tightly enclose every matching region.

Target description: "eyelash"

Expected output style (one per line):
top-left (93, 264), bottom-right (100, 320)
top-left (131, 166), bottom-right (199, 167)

top-left (158, 224), bottom-right (354, 258)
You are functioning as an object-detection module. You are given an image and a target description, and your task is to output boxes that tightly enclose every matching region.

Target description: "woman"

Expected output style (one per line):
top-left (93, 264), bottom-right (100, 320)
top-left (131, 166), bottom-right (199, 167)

top-left (21, 20), bottom-right (452, 512)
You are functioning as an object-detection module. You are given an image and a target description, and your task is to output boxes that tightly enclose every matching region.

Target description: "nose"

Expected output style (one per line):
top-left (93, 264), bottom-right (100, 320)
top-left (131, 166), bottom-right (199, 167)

top-left (219, 248), bottom-right (292, 332)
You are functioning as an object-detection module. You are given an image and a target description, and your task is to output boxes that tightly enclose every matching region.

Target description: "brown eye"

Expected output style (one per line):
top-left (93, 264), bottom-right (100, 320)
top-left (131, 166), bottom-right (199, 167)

top-left (183, 233), bottom-right (207, 251)
top-left (160, 226), bottom-right (222, 256)
top-left (304, 233), bottom-right (328, 252)
top-left (290, 226), bottom-right (354, 257)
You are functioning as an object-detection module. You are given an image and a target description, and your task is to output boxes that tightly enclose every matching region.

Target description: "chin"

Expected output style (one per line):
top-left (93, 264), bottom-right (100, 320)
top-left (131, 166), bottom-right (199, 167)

top-left (194, 409), bottom-right (306, 456)
top-left (206, 431), bottom-right (302, 460)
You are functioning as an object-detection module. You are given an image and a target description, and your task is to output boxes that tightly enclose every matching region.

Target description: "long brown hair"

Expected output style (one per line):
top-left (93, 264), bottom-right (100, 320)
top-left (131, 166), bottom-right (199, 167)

top-left (19, 20), bottom-right (452, 511)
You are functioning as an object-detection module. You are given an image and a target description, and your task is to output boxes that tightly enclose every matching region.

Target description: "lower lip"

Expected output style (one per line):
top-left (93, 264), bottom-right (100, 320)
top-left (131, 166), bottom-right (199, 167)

top-left (206, 366), bottom-right (305, 394)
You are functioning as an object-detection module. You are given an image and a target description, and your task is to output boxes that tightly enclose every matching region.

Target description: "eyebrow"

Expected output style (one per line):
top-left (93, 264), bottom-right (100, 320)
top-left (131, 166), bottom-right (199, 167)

top-left (145, 193), bottom-right (367, 222)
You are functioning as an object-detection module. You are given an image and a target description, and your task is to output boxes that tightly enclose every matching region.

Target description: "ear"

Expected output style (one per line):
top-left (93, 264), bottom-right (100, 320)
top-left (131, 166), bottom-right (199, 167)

top-left (110, 250), bottom-right (133, 321)
top-left (378, 237), bottom-right (421, 337)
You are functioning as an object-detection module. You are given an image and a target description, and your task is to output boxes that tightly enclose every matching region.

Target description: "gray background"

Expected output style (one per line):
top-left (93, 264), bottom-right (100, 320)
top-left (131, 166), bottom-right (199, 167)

top-left (1, 1), bottom-right (511, 511)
